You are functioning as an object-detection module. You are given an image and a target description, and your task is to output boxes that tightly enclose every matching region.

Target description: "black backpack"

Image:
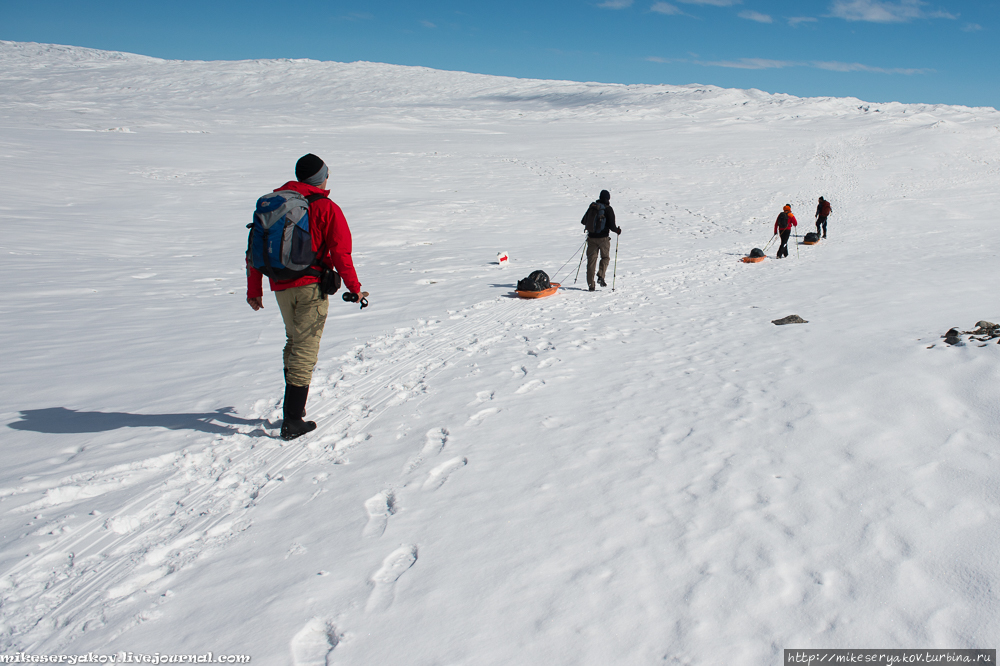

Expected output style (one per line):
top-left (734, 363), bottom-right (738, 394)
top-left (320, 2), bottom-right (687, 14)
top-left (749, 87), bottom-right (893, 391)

top-left (582, 202), bottom-right (607, 234)
top-left (776, 212), bottom-right (791, 231)
top-left (749, 248), bottom-right (765, 258)
top-left (517, 270), bottom-right (551, 292)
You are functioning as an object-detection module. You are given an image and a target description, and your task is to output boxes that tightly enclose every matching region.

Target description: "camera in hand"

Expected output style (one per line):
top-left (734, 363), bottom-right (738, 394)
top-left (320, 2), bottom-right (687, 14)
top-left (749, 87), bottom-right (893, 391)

top-left (343, 291), bottom-right (370, 309)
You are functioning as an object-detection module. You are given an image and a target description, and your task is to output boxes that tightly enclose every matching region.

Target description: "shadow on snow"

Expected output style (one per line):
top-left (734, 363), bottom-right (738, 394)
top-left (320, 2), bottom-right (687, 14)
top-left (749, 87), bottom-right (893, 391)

top-left (7, 407), bottom-right (265, 435)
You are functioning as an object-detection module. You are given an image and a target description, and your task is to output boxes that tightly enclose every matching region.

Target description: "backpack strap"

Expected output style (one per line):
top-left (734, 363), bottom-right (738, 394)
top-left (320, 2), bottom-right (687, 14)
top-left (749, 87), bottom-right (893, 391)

top-left (304, 193), bottom-right (330, 277)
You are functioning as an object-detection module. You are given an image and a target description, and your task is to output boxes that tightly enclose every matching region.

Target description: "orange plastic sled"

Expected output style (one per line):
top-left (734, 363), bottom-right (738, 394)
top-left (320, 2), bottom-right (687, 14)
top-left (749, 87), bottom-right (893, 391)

top-left (741, 256), bottom-right (765, 263)
top-left (517, 282), bottom-right (561, 299)
top-left (802, 240), bottom-right (819, 245)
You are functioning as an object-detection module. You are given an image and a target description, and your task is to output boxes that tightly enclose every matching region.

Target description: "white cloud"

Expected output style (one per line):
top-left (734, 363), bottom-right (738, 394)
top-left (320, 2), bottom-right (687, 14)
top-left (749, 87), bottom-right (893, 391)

top-left (700, 58), bottom-right (799, 69)
top-left (788, 16), bottom-right (819, 27)
top-left (675, 0), bottom-right (741, 5)
top-left (739, 10), bottom-right (773, 23)
top-left (598, 0), bottom-right (634, 8)
top-left (812, 60), bottom-right (933, 74)
top-left (962, 22), bottom-right (983, 32)
top-left (651, 2), bottom-right (685, 14)
top-left (829, 0), bottom-right (955, 23)
top-left (420, 20), bottom-right (436, 28)
top-left (687, 57), bottom-right (933, 75)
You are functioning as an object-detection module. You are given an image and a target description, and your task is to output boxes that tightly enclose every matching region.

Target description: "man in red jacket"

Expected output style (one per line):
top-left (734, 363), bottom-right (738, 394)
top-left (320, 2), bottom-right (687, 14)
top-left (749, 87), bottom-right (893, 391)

top-left (774, 204), bottom-right (797, 259)
top-left (247, 154), bottom-right (363, 440)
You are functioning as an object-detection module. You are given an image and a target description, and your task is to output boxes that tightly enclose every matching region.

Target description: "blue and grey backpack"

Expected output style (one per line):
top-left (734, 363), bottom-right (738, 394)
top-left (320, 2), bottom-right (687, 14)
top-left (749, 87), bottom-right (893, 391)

top-left (246, 191), bottom-right (326, 281)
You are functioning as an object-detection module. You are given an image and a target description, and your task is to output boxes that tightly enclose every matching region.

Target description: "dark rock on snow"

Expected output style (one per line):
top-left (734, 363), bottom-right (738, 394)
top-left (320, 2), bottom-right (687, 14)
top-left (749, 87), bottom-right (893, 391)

top-left (772, 315), bottom-right (808, 325)
top-left (972, 321), bottom-right (999, 337)
top-left (943, 321), bottom-right (1000, 345)
top-left (944, 328), bottom-right (963, 345)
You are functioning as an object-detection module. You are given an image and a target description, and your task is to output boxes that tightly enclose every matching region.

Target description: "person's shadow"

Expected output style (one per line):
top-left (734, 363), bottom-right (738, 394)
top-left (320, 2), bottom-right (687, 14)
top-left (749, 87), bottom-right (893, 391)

top-left (8, 407), bottom-right (268, 436)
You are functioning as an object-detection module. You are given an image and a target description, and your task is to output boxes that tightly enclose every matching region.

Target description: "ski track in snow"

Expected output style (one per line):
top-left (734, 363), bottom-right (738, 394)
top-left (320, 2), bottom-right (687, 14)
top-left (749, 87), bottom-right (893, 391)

top-left (0, 227), bottom-right (706, 651)
top-left (0, 272), bottom-right (674, 650)
top-left (0, 295), bottom-right (531, 650)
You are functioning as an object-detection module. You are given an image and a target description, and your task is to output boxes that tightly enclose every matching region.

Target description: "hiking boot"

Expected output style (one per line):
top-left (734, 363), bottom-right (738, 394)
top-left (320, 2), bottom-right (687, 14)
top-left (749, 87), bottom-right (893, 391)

top-left (283, 370), bottom-right (305, 417)
top-left (280, 418), bottom-right (317, 440)
top-left (598, 277), bottom-right (607, 287)
top-left (282, 383), bottom-right (312, 430)
top-left (589, 285), bottom-right (596, 291)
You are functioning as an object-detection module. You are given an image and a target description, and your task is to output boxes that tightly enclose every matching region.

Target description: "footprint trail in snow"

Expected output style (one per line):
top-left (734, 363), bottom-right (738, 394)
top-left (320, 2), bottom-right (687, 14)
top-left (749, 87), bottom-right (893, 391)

top-left (290, 618), bottom-right (339, 666)
top-left (422, 457), bottom-right (468, 492)
top-left (366, 545), bottom-right (418, 613)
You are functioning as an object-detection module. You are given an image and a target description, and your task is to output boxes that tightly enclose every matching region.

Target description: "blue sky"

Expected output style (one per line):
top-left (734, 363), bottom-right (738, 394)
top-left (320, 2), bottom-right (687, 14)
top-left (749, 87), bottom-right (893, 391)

top-left (4, 0), bottom-right (998, 108)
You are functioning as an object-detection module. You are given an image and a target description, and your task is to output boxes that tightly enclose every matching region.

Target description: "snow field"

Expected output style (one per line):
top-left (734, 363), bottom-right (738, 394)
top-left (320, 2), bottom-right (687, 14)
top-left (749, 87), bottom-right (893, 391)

top-left (1, 41), bottom-right (1000, 663)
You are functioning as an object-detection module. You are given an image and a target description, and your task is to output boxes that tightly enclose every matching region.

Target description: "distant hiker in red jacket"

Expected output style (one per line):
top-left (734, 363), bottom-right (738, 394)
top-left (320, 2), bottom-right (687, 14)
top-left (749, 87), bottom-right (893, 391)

top-left (247, 153), bottom-right (364, 440)
top-left (815, 196), bottom-right (832, 238)
top-left (774, 204), bottom-right (797, 258)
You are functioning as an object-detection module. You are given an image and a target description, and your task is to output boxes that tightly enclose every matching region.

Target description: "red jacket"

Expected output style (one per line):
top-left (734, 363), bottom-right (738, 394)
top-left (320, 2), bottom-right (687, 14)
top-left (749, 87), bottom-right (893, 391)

top-left (774, 212), bottom-right (798, 235)
top-left (247, 181), bottom-right (362, 298)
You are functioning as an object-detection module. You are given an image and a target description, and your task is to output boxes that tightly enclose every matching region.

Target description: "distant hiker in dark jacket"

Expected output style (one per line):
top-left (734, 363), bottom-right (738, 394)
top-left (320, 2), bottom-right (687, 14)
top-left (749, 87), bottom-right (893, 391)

top-left (773, 204), bottom-right (797, 259)
top-left (815, 196), bottom-right (832, 238)
top-left (247, 153), bottom-right (364, 440)
top-left (580, 190), bottom-right (621, 291)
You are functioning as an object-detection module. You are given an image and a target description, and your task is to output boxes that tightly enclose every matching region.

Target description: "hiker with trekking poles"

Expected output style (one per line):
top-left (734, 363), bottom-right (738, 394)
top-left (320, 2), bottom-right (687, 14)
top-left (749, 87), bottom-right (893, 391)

top-left (579, 190), bottom-right (622, 291)
top-left (773, 204), bottom-right (797, 259)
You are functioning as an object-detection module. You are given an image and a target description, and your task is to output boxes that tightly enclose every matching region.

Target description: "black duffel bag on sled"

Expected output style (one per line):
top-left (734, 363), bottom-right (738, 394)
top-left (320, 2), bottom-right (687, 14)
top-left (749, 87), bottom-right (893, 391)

top-left (517, 270), bottom-right (551, 292)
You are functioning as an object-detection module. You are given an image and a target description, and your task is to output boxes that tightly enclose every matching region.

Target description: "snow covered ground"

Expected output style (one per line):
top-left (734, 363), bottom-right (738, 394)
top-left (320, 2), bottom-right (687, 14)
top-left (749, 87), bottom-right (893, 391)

top-left (1, 40), bottom-right (999, 664)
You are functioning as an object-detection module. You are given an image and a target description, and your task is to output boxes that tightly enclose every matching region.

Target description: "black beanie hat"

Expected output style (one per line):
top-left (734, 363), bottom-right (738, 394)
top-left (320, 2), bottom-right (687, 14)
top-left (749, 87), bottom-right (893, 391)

top-left (599, 190), bottom-right (611, 203)
top-left (295, 153), bottom-right (326, 182)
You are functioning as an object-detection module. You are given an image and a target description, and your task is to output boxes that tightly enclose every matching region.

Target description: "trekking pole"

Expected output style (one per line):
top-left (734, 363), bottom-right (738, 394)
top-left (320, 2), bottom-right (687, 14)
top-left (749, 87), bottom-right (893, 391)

top-left (573, 238), bottom-right (587, 284)
top-left (795, 228), bottom-right (800, 259)
top-left (611, 234), bottom-right (620, 292)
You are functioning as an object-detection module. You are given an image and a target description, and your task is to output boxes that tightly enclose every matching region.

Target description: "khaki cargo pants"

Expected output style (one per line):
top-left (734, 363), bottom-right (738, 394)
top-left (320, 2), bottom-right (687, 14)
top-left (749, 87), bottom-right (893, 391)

top-left (586, 237), bottom-right (611, 289)
top-left (275, 283), bottom-right (329, 387)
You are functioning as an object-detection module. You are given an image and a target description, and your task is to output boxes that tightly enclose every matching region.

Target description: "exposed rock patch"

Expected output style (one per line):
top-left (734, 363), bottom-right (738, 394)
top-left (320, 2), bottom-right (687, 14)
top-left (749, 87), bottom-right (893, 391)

top-left (939, 321), bottom-right (1000, 347)
top-left (772, 315), bottom-right (808, 325)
